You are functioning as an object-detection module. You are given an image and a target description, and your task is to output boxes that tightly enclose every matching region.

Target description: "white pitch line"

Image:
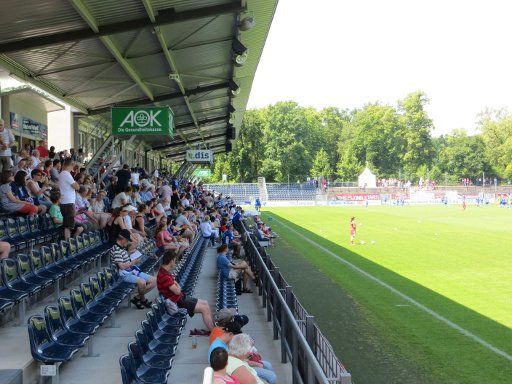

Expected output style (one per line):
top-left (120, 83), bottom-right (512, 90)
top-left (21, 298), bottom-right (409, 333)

top-left (272, 217), bottom-right (512, 362)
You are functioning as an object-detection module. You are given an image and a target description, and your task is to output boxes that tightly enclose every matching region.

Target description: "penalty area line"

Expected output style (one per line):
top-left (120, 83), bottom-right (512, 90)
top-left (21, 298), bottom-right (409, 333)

top-left (271, 217), bottom-right (512, 362)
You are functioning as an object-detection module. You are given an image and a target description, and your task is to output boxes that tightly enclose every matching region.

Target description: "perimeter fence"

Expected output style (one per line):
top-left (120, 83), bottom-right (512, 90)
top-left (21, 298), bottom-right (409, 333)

top-left (239, 222), bottom-right (352, 384)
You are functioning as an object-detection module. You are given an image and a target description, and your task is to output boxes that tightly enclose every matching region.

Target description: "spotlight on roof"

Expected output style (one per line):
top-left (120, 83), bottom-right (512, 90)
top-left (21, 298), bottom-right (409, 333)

top-left (227, 104), bottom-right (236, 113)
top-left (238, 16), bottom-right (256, 31)
top-left (228, 79), bottom-right (240, 96)
top-left (232, 39), bottom-right (247, 56)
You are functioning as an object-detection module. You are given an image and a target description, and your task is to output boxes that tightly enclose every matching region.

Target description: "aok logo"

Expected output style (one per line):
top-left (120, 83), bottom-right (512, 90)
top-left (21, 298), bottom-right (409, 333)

top-left (120, 110), bottom-right (162, 128)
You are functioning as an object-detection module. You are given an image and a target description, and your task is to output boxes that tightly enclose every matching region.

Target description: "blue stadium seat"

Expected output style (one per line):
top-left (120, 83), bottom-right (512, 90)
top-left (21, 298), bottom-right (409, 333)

top-left (1, 258), bottom-right (42, 296)
top-left (27, 315), bottom-right (79, 363)
top-left (78, 284), bottom-right (116, 315)
top-left (128, 339), bottom-right (174, 370)
top-left (44, 306), bottom-right (90, 347)
top-left (16, 254), bottom-right (53, 289)
top-left (136, 328), bottom-right (178, 357)
top-left (58, 297), bottom-right (99, 335)
top-left (69, 289), bottom-right (108, 325)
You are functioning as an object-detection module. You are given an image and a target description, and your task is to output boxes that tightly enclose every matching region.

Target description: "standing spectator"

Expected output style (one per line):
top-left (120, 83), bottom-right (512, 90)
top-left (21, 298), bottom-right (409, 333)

top-left (170, 187), bottom-right (180, 209)
top-left (158, 180), bottom-right (172, 200)
top-left (200, 216), bottom-right (217, 246)
top-left (50, 159), bottom-right (61, 183)
top-left (59, 158), bottom-right (80, 239)
top-left (0, 170), bottom-right (38, 215)
top-left (76, 148), bottom-right (85, 164)
top-left (36, 140), bottom-right (49, 158)
top-left (0, 118), bottom-right (15, 172)
top-left (130, 167), bottom-right (140, 188)
top-left (115, 164), bottom-right (131, 193)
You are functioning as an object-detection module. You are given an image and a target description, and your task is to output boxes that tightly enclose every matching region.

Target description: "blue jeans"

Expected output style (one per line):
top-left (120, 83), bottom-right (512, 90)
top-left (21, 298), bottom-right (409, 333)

top-left (203, 233), bottom-right (216, 246)
top-left (254, 361), bottom-right (276, 384)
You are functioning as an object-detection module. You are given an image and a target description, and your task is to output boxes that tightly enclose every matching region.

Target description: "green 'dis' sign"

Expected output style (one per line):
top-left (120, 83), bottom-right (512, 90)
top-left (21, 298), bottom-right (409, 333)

top-left (112, 107), bottom-right (173, 136)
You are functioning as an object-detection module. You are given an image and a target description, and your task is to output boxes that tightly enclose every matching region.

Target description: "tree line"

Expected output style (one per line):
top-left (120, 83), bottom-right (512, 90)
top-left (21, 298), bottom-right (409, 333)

top-left (206, 91), bottom-right (512, 184)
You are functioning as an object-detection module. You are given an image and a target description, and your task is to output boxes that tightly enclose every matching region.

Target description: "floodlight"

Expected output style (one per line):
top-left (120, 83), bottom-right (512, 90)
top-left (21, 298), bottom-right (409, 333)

top-left (238, 16), bottom-right (255, 31)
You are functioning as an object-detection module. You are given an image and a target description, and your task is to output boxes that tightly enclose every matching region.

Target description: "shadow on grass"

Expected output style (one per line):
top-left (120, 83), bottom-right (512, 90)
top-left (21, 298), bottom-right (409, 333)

top-left (263, 212), bottom-right (512, 384)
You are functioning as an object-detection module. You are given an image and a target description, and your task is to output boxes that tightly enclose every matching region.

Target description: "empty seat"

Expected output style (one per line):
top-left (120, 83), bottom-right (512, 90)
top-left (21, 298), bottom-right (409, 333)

top-left (129, 339), bottom-right (173, 370)
top-left (1, 258), bottom-right (41, 295)
top-left (27, 315), bottom-right (79, 363)
top-left (44, 306), bottom-right (90, 347)
top-left (58, 297), bottom-right (99, 335)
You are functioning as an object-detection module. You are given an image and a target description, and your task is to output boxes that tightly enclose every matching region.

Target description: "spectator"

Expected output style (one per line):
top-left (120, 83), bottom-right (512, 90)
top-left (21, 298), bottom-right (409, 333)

top-left (11, 170), bottom-right (47, 215)
top-left (42, 159), bottom-right (52, 178)
top-left (0, 241), bottom-right (11, 260)
top-left (36, 140), bottom-right (49, 158)
top-left (157, 250), bottom-right (215, 332)
top-left (110, 229), bottom-right (155, 309)
top-left (112, 186), bottom-right (131, 209)
top-left (209, 308), bottom-right (249, 345)
top-left (75, 186), bottom-right (99, 231)
top-left (30, 149), bottom-right (41, 169)
top-left (227, 334), bottom-right (268, 384)
top-left (76, 148), bottom-right (85, 164)
top-left (222, 224), bottom-right (241, 257)
top-left (106, 206), bottom-right (130, 244)
top-left (134, 204), bottom-right (149, 238)
top-left (200, 216), bottom-right (217, 246)
top-left (59, 158), bottom-right (80, 239)
top-left (130, 167), bottom-right (140, 188)
top-left (50, 159), bottom-right (61, 183)
top-left (208, 322), bottom-right (241, 361)
top-left (210, 347), bottom-right (239, 384)
top-left (158, 180), bottom-right (172, 200)
top-left (90, 190), bottom-right (111, 229)
top-left (48, 146), bottom-right (56, 160)
top-left (0, 170), bottom-right (38, 215)
top-left (217, 245), bottom-right (255, 294)
top-left (115, 164), bottom-right (131, 193)
top-left (0, 118), bottom-right (15, 172)
top-left (27, 169), bottom-right (52, 209)
top-left (170, 187), bottom-right (180, 209)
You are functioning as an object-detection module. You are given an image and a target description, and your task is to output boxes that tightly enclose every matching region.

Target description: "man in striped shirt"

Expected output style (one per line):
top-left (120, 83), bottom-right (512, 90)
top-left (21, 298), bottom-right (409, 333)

top-left (110, 229), bottom-right (156, 309)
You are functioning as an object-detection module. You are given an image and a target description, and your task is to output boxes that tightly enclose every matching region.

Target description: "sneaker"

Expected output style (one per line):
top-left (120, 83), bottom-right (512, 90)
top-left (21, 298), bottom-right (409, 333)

top-left (142, 299), bottom-right (152, 308)
top-left (130, 297), bottom-right (144, 309)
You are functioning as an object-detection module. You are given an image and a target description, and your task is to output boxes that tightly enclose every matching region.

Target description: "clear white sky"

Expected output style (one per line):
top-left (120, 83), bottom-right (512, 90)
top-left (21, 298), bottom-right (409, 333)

top-left (248, 0), bottom-right (512, 136)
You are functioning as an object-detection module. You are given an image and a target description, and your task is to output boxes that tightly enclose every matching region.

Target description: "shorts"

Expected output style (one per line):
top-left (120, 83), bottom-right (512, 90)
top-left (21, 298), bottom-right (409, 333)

top-left (18, 203), bottom-right (38, 215)
top-left (177, 296), bottom-right (198, 317)
top-left (60, 203), bottom-right (76, 229)
top-left (121, 271), bottom-right (152, 284)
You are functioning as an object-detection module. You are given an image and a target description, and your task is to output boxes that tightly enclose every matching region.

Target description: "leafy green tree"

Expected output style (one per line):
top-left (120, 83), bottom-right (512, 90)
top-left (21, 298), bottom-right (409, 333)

top-left (478, 108), bottom-right (512, 175)
top-left (310, 148), bottom-right (333, 178)
top-left (438, 129), bottom-right (491, 181)
top-left (397, 91), bottom-right (435, 177)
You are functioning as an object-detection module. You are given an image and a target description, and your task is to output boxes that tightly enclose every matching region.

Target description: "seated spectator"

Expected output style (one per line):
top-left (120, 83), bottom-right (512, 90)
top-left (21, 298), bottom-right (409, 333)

top-left (75, 186), bottom-right (99, 231)
top-left (147, 198), bottom-right (164, 223)
top-left (0, 241), bottom-right (11, 260)
top-left (10, 170), bottom-right (45, 214)
top-left (90, 190), bottom-right (111, 229)
top-left (106, 207), bottom-right (126, 243)
top-left (200, 216), bottom-right (217, 246)
top-left (112, 186), bottom-right (131, 209)
top-left (123, 204), bottom-right (143, 246)
top-left (227, 334), bottom-right (268, 384)
top-left (27, 169), bottom-right (52, 208)
top-left (246, 339), bottom-right (276, 384)
top-left (209, 308), bottom-right (249, 345)
top-left (110, 229), bottom-right (155, 309)
top-left (115, 164), bottom-right (131, 194)
top-left (217, 245), bottom-right (255, 293)
top-left (130, 168), bottom-right (140, 188)
top-left (175, 209), bottom-right (195, 241)
top-left (157, 250), bottom-right (214, 331)
top-left (129, 186), bottom-right (141, 207)
top-left (30, 149), bottom-right (41, 169)
top-left (36, 140), bottom-right (49, 159)
top-left (42, 159), bottom-right (52, 178)
top-left (139, 185), bottom-right (153, 203)
top-left (222, 224), bottom-right (241, 257)
top-left (134, 204), bottom-right (149, 238)
top-left (48, 145), bottom-right (56, 159)
top-left (210, 347), bottom-right (240, 384)
top-left (0, 170), bottom-right (36, 215)
top-left (208, 319), bottom-right (242, 361)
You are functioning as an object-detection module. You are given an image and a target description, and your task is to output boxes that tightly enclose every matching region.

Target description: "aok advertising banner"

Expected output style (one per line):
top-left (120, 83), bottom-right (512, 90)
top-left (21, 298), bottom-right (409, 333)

top-left (112, 107), bottom-right (173, 136)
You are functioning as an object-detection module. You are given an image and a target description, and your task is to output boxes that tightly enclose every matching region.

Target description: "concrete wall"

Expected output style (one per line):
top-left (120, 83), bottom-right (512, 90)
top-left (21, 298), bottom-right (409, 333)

top-left (48, 107), bottom-right (73, 151)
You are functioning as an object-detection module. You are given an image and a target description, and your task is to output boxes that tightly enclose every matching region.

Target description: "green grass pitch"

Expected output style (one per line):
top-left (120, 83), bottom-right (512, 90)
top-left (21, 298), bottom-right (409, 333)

top-left (260, 205), bottom-right (512, 384)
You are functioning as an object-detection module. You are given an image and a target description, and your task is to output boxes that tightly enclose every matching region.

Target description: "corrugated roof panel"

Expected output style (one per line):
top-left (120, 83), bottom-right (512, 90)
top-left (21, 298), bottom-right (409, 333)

top-left (150, 0), bottom-right (233, 13)
top-left (0, 0), bottom-right (88, 43)
top-left (84, 0), bottom-right (147, 26)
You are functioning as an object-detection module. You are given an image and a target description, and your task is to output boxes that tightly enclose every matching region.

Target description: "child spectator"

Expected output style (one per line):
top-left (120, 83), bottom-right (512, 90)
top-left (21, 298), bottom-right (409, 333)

top-left (210, 347), bottom-right (240, 384)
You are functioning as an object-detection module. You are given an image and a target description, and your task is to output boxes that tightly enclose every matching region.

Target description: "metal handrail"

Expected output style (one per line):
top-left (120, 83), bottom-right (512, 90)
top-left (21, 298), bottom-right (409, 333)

top-left (240, 222), bottom-right (352, 384)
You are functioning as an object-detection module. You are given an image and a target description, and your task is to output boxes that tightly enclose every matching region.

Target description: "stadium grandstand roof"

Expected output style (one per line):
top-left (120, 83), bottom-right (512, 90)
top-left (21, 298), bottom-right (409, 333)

top-left (0, 0), bottom-right (277, 158)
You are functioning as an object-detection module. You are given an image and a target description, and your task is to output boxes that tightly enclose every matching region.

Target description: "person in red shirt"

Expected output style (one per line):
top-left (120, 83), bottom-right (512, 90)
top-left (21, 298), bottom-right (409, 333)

top-left (350, 217), bottom-right (356, 245)
top-left (157, 249), bottom-right (215, 331)
top-left (36, 140), bottom-right (49, 158)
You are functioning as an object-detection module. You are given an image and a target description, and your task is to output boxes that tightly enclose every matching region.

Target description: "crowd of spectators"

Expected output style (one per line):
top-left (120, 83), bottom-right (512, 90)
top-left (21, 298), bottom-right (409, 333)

top-left (0, 122), bottom-right (278, 382)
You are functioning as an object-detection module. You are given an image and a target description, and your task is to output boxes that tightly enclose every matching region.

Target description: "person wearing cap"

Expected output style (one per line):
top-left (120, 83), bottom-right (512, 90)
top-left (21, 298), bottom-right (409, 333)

top-left (110, 229), bottom-right (156, 309)
top-left (157, 249), bottom-right (215, 331)
top-left (209, 308), bottom-right (249, 345)
top-left (208, 321), bottom-right (242, 362)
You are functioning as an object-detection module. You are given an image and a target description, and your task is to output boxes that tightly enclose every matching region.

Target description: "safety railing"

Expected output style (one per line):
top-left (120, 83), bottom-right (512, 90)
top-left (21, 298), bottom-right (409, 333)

top-left (240, 222), bottom-right (352, 384)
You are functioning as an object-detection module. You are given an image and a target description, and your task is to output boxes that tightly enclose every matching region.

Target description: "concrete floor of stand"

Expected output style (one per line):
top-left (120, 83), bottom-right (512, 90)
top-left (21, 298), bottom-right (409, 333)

top-left (2, 247), bottom-right (292, 384)
top-left (168, 246), bottom-right (292, 384)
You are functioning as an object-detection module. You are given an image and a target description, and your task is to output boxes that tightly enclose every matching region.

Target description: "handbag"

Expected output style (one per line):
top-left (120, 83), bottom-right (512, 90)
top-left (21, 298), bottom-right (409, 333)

top-left (163, 296), bottom-right (179, 315)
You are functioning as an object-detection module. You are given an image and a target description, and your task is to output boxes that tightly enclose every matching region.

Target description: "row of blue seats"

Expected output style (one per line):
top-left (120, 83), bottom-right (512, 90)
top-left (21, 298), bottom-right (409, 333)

top-left (217, 273), bottom-right (238, 312)
top-left (0, 231), bottom-right (107, 313)
top-left (119, 237), bottom-right (208, 384)
top-left (27, 241), bottom-right (157, 366)
top-left (0, 214), bottom-right (62, 252)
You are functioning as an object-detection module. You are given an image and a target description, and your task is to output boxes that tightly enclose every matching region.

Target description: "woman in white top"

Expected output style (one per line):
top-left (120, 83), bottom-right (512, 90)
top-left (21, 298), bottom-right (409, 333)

top-left (90, 190), bottom-right (111, 229)
top-left (27, 169), bottom-right (52, 208)
top-left (227, 334), bottom-right (267, 384)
